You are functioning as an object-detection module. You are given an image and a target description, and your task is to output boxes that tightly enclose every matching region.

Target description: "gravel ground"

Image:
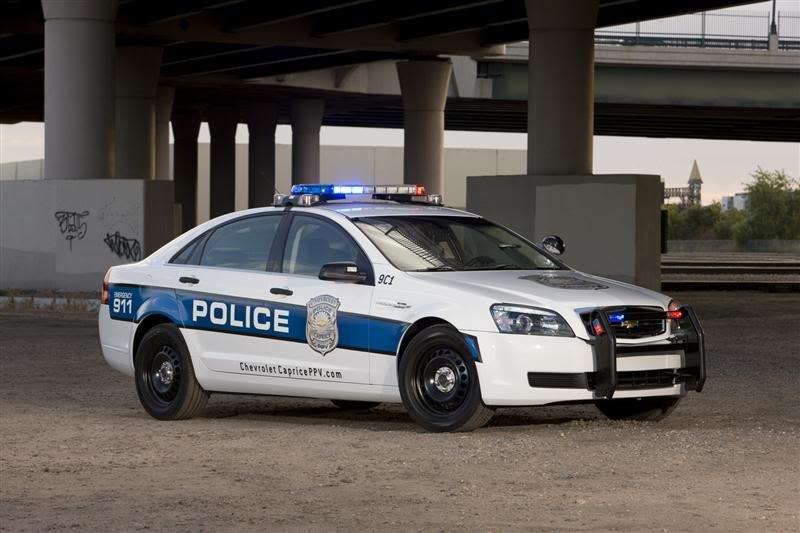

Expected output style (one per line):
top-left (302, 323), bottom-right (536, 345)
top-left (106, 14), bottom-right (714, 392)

top-left (1, 291), bottom-right (798, 531)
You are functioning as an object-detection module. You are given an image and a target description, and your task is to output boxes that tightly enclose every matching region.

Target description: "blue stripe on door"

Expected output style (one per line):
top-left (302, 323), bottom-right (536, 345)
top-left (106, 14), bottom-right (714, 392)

top-left (107, 284), bottom-right (408, 355)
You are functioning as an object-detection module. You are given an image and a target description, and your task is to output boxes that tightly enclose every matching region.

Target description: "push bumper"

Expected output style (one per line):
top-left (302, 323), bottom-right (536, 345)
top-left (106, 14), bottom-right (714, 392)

top-left (587, 305), bottom-right (706, 399)
top-left (470, 306), bottom-right (706, 406)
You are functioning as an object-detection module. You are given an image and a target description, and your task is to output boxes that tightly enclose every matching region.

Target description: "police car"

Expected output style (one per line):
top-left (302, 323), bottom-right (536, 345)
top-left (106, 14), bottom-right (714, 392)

top-left (99, 184), bottom-right (705, 432)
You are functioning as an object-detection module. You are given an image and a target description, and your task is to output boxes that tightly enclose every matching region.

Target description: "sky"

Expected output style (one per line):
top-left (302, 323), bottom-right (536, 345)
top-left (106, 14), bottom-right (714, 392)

top-left (1, 0), bottom-right (798, 204)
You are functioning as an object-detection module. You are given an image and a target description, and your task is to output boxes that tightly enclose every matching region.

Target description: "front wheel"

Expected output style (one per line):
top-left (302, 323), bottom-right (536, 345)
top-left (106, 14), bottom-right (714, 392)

top-left (134, 323), bottom-right (209, 420)
top-left (399, 325), bottom-right (493, 432)
top-left (595, 396), bottom-right (680, 421)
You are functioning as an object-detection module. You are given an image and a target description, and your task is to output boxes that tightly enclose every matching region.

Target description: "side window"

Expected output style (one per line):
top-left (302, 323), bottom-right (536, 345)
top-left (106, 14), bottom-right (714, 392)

top-left (199, 216), bottom-right (280, 271)
top-left (282, 216), bottom-right (360, 276)
top-left (170, 238), bottom-right (201, 265)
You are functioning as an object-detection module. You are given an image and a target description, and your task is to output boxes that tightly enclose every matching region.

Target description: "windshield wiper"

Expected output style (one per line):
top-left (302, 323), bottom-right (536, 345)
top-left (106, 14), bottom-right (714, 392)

top-left (411, 265), bottom-right (456, 272)
top-left (463, 263), bottom-right (521, 271)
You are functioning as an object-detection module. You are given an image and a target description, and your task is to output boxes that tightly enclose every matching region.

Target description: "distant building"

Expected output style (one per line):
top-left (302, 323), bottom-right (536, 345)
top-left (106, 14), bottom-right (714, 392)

top-left (720, 192), bottom-right (749, 211)
top-left (664, 160), bottom-right (702, 206)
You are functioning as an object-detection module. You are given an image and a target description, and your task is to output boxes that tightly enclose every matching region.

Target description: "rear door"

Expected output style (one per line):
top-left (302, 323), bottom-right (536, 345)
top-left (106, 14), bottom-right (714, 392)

top-left (267, 213), bottom-right (377, 385)
top-left (168, 213), bottom-right (299, 385)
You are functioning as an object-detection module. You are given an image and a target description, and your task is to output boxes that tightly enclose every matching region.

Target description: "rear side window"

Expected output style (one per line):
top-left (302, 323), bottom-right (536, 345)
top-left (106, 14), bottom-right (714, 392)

top-left (199, 216), bottom-right (280, 271)
top-left (170, 239), bottom-right (201, 265)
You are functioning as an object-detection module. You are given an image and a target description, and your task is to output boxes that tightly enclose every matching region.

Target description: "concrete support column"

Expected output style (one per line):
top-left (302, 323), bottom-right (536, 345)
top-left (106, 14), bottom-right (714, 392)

top-left (41, 0), bottom-right (117, 179)
top-left (208, 109), bottom-right (238, 218)
top-left (171, 113), bottom-right (201, 232)
top-left (526, 0), bottom-right (597, 175)
top-left (290, 99), bottom-right (325, 184)
top-left (115, 46), bottom-right (162, 179)
top-left (247, 103), bottom-right (278, 208)
top-left (155, 87), bottom-right (175, 180)
top-left (396, 59), bottom-right (452, 193)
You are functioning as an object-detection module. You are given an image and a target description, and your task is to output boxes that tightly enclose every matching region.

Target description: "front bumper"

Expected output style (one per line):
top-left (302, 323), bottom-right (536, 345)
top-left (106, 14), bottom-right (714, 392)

top-left (470, 306), bottom-right (706, 406)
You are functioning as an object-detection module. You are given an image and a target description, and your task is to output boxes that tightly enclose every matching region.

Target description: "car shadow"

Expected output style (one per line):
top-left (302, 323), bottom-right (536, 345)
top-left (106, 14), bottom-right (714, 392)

top-left (199, 395), bottom-right (603, 432)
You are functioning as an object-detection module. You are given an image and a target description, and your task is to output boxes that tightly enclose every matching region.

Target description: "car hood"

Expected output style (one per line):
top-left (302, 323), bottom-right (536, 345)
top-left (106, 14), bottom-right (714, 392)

top-left (407, 269), bottom-right (669, 312)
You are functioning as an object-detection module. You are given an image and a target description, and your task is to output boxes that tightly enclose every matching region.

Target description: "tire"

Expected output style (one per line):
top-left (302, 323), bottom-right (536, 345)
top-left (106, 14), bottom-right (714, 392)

top-left (399, 325), bottom-right (494, 432)
top-left (134, 323), bottom-right (209, 420)
top-left (595, 396), bottom-right (681, 421)
top-left (330, 400), bottom-right (381, 411)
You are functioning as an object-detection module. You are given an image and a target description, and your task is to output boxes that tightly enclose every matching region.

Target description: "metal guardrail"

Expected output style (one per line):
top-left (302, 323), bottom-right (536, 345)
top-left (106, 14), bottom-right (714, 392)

top-left (595, 10), bottom-right (800, 51)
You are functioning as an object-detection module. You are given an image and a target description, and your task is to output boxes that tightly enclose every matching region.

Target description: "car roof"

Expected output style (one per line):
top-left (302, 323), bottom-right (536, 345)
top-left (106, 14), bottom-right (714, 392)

top-left (317, 201), bottom-right (478, 219)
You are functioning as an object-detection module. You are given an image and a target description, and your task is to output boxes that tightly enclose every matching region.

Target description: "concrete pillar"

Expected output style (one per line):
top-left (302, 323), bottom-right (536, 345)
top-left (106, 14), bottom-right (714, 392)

top-left (208, 109), bottom-right (238, 218)
top-left (115, 46), bottom-right (162, 179)
top-left (41, 0), bottom-right (117, 179)
top-left (526, 0), bottom-right (597, 175)
top-left (155, 87), bottom-right (175, 180)
top-left (290, 99), bottom-right (324, 184)
top-left (246, 103), bottom-right (278, 208)
top-left (396, 59), bottom-right (452, 193)
top-left (172, 113), bottom-right (200, 232)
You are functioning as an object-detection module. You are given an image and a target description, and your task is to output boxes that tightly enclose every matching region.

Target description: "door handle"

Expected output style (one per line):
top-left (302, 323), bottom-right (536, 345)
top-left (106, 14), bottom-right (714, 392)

top-left (376, 299), bottom-right (411, 309)
top-left (270, 287), bottom-right (293, 296)
top-left (179, 276), bottom-right (199, 284)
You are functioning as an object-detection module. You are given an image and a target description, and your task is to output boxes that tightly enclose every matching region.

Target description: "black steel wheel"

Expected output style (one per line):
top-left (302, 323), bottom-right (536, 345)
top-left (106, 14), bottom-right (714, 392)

top-left (399, 325), bottom-right (493, 432)
top-left (134, 323), bottom-right (208, 420)
top-left (595, 396), bottom-right (681, 421)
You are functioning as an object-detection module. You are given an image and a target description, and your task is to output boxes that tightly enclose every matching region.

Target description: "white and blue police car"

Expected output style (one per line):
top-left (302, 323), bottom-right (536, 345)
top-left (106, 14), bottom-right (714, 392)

top-left (99, 184), bottom-right (705, 432)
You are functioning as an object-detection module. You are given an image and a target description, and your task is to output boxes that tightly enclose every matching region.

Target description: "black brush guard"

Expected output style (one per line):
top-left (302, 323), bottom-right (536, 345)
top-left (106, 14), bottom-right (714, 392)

top-left (588, 306), bottom-right (706, 399)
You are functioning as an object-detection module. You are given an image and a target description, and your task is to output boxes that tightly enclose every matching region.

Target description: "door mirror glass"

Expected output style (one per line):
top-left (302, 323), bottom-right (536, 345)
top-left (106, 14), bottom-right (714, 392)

top-left (541, 235), bottom-right (565, 255)
top-left (319, 262), bottom-right (367, 283)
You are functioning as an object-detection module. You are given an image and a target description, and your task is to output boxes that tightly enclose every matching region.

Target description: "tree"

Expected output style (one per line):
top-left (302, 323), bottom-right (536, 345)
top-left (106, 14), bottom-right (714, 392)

top-left (666, 203), bottom-right (721, 240)
top-left (733, 168), bottom-right (800, 243)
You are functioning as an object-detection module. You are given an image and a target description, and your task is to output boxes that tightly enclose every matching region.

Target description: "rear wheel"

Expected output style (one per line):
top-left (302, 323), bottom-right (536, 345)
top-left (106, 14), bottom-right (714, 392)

top-left (134, 323), bottom-right (209, 420)
top-left (399, 325), bottom-right (493, 432)
top-left (330, 400), bottom-right (380, 411)
top-left (595, 396), bottom-right (680, 421)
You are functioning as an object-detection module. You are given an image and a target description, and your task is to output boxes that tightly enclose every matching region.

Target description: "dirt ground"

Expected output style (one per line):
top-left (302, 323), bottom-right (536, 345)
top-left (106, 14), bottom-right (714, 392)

top-left (1, 291), bottom-right (798, 531)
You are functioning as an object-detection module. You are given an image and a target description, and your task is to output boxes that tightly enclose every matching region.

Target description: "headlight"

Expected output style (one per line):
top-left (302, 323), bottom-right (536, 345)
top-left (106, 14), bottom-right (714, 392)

top-left (490, 304), bottom-right (574, 337)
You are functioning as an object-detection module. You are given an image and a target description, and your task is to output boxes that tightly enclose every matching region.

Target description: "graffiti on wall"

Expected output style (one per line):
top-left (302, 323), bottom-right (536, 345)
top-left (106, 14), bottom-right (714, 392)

top-left (54, 210), bottom-right (89, 250)
top-left (103, 231), bottom-right (142, 261)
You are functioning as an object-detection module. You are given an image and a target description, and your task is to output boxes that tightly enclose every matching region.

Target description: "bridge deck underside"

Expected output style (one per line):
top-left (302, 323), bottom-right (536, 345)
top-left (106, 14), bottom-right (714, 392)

top-left (2, 77), bottom-right (797, 142)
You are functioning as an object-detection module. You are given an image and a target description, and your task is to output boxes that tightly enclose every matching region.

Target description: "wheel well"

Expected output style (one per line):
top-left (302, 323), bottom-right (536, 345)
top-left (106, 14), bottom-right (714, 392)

top-left (397, 317), bottom-right (455, 361)
top-left (132, 314), bottom-right (174, 358)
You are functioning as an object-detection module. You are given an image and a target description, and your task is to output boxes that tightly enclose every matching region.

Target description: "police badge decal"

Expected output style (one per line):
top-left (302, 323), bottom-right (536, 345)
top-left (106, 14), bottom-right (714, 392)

top-left (306, 295), bottom-right (340, 356)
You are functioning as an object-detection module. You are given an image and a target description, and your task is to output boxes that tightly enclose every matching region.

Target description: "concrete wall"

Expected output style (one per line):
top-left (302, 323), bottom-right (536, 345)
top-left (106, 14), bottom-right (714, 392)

top-left (467, 174), bottom-right (663, 290)
top-left (1, 179), bottom-right (173, 291)
top-left (195, 143), bottom-right (524, 222)
top-left (180, 144), bottom-right (525, 223)
top-left (2, 144), bottom-right (523, 225)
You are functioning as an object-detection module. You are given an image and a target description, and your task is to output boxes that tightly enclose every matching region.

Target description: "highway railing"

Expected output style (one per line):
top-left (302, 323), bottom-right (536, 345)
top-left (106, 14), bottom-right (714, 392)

top-left (595, 10), bottom-right (800, 51)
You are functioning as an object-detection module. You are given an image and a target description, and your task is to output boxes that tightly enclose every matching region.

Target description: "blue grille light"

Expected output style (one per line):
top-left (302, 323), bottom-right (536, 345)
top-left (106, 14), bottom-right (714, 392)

top-left (608, 312), bottom-right (625, 323)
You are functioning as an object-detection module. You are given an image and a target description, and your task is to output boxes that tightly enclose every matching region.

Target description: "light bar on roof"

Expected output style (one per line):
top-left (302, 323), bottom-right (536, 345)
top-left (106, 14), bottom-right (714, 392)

top-left (277, 183), bottom-right (440, 206)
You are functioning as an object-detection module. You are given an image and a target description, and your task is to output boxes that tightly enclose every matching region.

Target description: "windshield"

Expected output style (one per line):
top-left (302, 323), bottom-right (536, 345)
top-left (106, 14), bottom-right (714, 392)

top-left (353, 216), bottom-right (566, 272)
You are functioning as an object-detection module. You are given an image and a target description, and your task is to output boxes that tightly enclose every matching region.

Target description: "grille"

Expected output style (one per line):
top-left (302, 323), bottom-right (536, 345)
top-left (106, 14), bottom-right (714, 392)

top-left (580, 306), bottom-right (666, 339)
top-left (527, 372), bottom-right (590, 389)
top-left (615, 369), bottom-right (682, 390)
top-left (528, 369), bottom-right (683, 390)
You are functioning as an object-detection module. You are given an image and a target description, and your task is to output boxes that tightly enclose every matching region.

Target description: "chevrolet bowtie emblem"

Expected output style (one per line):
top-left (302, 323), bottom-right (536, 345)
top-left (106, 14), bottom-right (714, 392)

top-left (620, 320), bottom-right (638, 329)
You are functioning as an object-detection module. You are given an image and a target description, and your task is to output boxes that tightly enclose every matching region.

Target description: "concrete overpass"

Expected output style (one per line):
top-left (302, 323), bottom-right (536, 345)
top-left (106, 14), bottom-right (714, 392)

top-left (1, 0), bottom-right (795, 292)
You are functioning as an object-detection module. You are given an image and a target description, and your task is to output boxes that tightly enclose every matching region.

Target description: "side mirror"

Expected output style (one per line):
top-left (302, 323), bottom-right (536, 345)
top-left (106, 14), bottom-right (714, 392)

top-left (318, 262), bottom-right (367, 283)
top-left (541, 235), bottom-right (565, 255)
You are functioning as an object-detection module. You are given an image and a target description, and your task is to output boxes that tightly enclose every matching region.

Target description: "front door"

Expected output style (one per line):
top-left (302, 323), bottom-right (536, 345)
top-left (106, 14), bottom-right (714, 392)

top-left (269, 213), bottom-right (375, 385)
